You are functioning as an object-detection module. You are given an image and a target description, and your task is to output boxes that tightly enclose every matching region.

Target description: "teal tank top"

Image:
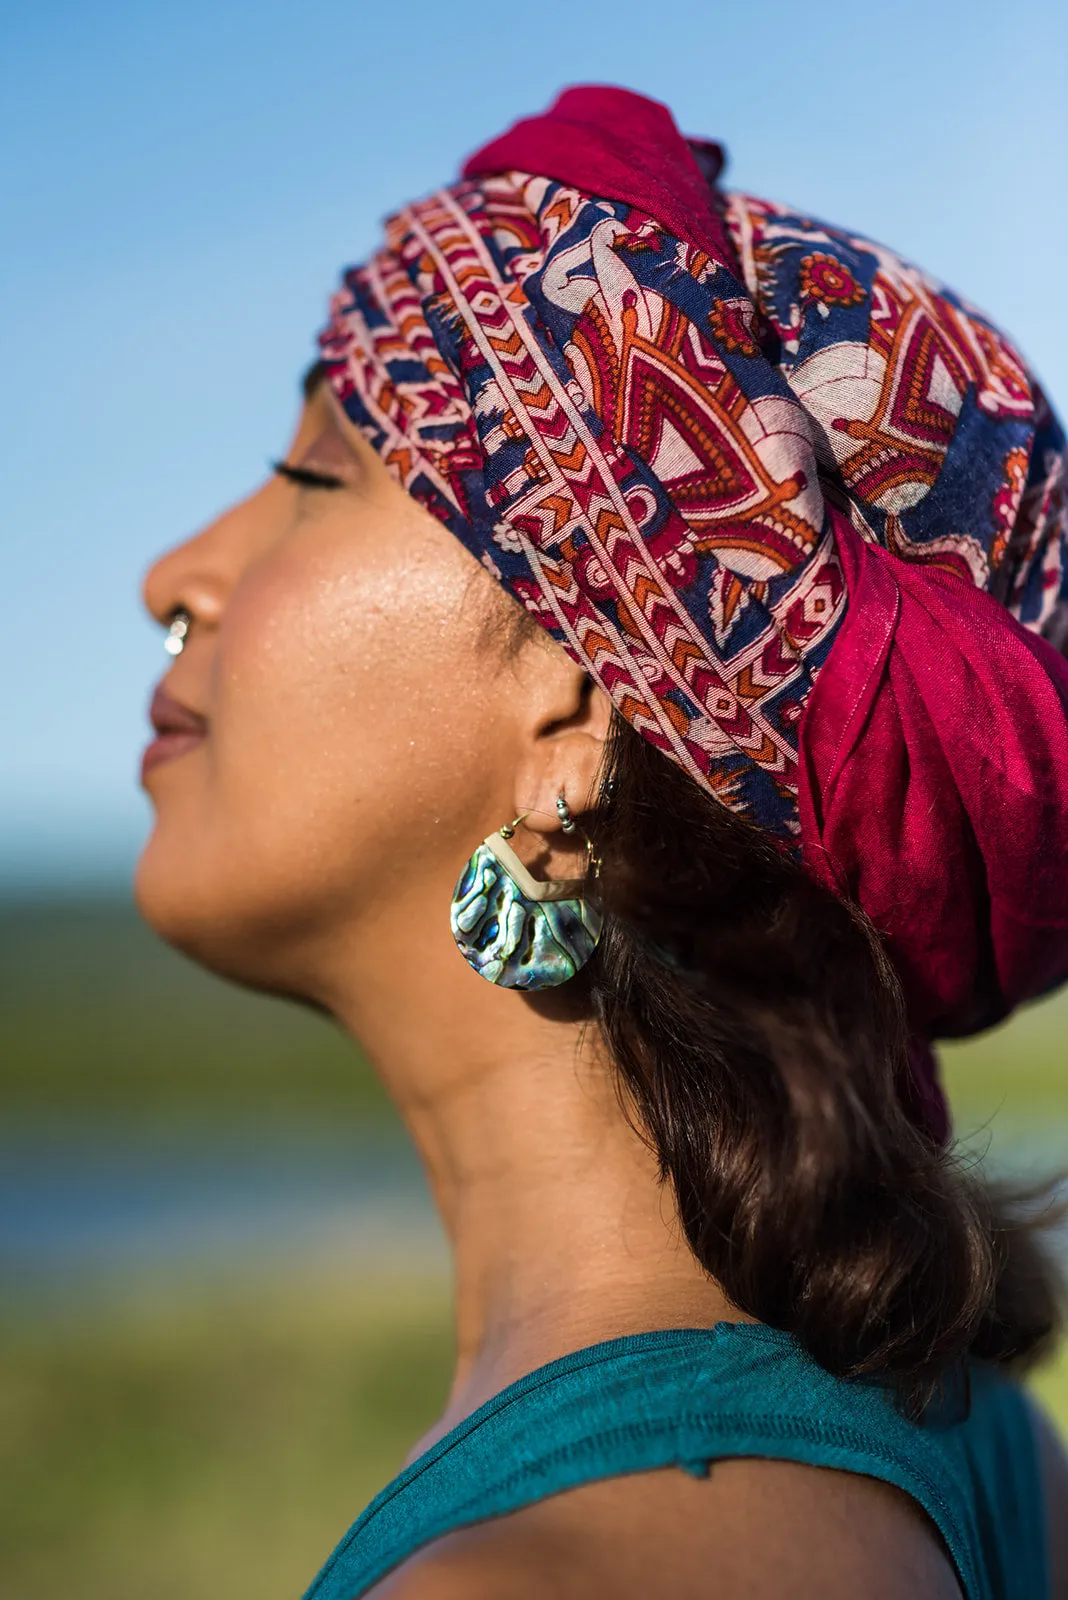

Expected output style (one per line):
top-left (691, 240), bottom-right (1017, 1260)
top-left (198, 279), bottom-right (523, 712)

top-left (303, 1324), bottom-right (1047, 1600)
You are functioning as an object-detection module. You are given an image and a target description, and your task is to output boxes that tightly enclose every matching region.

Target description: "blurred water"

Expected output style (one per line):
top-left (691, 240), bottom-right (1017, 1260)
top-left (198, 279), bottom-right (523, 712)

top-left (2, 1112), bottom-right (1063, 1301)
top-left (952, 1116), bottom-right (1068, 1185)
top-left (0, 1120), bottom-right (444, 1299)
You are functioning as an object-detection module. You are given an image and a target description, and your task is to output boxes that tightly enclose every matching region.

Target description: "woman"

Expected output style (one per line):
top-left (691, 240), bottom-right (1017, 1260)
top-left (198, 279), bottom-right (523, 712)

top-left (137, 87), bottom-right (1068, 1598)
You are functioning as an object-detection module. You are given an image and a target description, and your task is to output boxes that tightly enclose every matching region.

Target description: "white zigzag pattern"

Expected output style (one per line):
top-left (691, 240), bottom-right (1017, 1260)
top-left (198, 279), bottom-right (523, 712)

top-left (421, 190), bottom-right (804, 765)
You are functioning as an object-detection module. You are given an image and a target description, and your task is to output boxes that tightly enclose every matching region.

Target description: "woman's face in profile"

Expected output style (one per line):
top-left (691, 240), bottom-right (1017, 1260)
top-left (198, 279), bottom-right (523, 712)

top-left (136, 379), bottom-right (523, 997)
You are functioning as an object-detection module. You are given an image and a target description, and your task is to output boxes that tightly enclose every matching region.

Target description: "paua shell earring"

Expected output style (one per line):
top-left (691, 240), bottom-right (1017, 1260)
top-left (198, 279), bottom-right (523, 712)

top-left (450, 794), bottom-right (603, 990)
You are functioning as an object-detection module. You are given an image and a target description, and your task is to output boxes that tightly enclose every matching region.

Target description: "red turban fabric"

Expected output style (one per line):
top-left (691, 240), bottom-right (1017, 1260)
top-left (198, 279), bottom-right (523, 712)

top-left (320, 86), bottom-right (1068, 1139)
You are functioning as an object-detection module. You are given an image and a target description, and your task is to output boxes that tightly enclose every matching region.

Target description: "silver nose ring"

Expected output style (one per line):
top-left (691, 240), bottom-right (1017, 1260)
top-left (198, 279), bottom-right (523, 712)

top-left (164, 609), bottom-right (191, 656)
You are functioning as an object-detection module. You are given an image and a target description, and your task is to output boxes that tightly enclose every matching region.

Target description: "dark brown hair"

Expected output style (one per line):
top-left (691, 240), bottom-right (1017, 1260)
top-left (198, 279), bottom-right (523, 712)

top-left (586, 711), bottom-right (1063, 1417)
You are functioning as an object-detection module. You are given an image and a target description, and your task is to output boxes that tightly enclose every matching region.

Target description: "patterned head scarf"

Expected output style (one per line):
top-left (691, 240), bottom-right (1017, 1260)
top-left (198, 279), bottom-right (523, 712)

top-left (319, 86), bottom-right (1068, 1137)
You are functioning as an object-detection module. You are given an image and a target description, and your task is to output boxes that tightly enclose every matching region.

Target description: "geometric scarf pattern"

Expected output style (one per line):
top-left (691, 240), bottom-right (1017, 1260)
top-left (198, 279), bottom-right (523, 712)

top-left (319, 155), bottom-right (1067, 843)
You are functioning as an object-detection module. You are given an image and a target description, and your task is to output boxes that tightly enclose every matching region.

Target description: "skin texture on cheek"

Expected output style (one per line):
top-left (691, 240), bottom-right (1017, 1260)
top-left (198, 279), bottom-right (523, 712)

top-left (137, 414), bottom-right (524, 998)
top-left (220, 502), bottom-right (510, 894)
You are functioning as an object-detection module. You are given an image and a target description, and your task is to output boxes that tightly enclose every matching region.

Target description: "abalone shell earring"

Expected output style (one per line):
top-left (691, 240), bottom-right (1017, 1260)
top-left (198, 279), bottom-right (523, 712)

top-left (450, 796), bottom-right (602, 990)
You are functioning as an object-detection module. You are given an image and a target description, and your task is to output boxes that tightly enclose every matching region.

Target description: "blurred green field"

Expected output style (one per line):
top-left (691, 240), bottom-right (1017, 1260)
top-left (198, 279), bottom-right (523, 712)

top-left (1, 897), bottom-right (1065, 1598)
top-left (0, 1272), bottom-right (453, 1600)
top-left (4, 896), bottom-right (1065, 1129)
top-left (941, 995), bottom-right (1068, 1131)
top-left (3, 1272), bottom-right (1064, 1600)
top-left (0, 898), bottom-right (390, 1121)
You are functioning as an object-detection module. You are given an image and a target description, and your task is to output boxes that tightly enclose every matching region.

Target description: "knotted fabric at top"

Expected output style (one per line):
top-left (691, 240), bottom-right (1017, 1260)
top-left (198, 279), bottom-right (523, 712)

top-left (318, 85), bottom-right (1068, 1135)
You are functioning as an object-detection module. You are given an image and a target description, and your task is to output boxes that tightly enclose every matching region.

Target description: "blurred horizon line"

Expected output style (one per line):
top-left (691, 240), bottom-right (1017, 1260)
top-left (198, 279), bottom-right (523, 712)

top-left (0, 805), bottom-right (144, 897)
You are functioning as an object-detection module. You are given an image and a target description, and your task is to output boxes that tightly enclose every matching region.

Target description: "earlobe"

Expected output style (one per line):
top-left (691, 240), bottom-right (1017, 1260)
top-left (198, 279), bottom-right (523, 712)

top-left (517, 728), bottom-right (610, 829)
top-left (512, 647), bottom-right (613, 825)
top-left (562, 678), bottom-right (613, 811)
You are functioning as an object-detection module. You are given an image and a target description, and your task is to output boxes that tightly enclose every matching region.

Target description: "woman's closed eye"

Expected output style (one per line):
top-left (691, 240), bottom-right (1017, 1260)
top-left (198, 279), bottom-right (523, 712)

top-left (272, 459), bottom-right (346, 491)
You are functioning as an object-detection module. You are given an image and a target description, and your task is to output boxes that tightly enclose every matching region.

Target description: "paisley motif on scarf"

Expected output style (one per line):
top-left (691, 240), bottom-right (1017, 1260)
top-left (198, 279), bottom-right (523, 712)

top-left (318, 86), bottom-right (1068, 1131)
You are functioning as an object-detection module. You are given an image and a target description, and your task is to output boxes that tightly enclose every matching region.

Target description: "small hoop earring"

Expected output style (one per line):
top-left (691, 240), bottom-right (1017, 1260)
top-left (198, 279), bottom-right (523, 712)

top-left (450, 809), bottom-right (602, 990)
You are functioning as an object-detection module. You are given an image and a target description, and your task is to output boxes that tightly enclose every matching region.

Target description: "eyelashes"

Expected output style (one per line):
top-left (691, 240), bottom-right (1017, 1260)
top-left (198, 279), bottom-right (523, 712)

top-left (271, 459), bottom-right (346, 491)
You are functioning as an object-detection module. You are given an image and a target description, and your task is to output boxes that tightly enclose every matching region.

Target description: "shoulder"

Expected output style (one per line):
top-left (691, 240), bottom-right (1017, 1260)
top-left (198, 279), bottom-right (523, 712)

top-left (366, 1457), bottom-right (962, 1599)
top-left (1029, 1395), bottom-right (1068, 1600)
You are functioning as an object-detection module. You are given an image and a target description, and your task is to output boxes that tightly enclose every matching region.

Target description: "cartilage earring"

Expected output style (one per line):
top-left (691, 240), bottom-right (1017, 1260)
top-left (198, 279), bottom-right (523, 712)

top-left (556, 791), bottom-right (577, 833)
top-left (164, 609), bottom-right (191, 656)
top-left (450, 808), bottom-right (602, 990)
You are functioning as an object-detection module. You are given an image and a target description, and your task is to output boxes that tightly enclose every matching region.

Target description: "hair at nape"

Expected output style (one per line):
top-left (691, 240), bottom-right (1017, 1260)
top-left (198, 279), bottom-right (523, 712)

top-left (584, 713), bottom-right (1062, 1419)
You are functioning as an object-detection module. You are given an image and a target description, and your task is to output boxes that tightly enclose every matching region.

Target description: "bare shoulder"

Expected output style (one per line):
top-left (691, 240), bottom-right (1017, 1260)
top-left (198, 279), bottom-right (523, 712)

top-left (1030, 1394), bottom-right (1068, 1600)
top-left (367, 1457), bottom-right (962, 1599)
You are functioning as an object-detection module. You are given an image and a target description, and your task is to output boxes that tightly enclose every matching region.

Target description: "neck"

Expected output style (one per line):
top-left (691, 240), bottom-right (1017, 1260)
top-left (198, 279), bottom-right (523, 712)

top-left (322, 914), bottom-right (739, 1442)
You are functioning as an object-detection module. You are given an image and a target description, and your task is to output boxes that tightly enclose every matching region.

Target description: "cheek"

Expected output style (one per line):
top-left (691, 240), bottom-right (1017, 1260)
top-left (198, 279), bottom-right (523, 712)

top-left (140, 510), bottom-right (512, 953)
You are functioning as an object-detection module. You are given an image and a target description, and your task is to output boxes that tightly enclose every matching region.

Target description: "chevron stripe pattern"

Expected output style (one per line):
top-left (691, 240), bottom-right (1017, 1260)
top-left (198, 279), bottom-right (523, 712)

top-left (319, 169), bottom-right (1067, 841)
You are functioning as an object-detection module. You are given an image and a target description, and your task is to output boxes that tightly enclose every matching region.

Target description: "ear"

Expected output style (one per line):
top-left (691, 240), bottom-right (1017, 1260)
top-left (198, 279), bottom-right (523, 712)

top-left (509, 634), bottom-right (613, 834)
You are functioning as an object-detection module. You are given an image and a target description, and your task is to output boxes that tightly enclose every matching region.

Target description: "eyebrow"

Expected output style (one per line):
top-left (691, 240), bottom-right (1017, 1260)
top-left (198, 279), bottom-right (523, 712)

top-left (302, 359), bottom-right (328, 401)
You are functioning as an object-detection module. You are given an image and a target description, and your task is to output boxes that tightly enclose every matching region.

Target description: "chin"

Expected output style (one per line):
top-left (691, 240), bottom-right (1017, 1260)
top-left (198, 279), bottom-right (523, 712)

top-left (133, 823), bottom-right (322, 1001)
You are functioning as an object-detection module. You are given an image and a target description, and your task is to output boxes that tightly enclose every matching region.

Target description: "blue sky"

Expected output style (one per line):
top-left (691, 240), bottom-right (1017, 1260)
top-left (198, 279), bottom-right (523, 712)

top-left (2, 0), bottom-right (1066, 889)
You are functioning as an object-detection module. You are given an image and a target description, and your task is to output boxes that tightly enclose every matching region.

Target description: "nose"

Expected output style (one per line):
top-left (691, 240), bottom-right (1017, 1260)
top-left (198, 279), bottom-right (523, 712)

top-left (140, 471), bottom-right (277, 637)
top-left (142, 524), bottom-right (229, 632)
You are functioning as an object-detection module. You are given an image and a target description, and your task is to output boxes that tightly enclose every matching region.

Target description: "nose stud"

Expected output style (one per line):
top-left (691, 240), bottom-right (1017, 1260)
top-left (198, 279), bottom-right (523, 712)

top-left (164, 609), bottom-right (191, 656)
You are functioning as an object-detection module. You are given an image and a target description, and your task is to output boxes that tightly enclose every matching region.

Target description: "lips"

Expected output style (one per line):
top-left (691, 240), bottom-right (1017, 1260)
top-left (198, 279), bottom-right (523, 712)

top-left (141, 684), bottom-right (208, 782)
